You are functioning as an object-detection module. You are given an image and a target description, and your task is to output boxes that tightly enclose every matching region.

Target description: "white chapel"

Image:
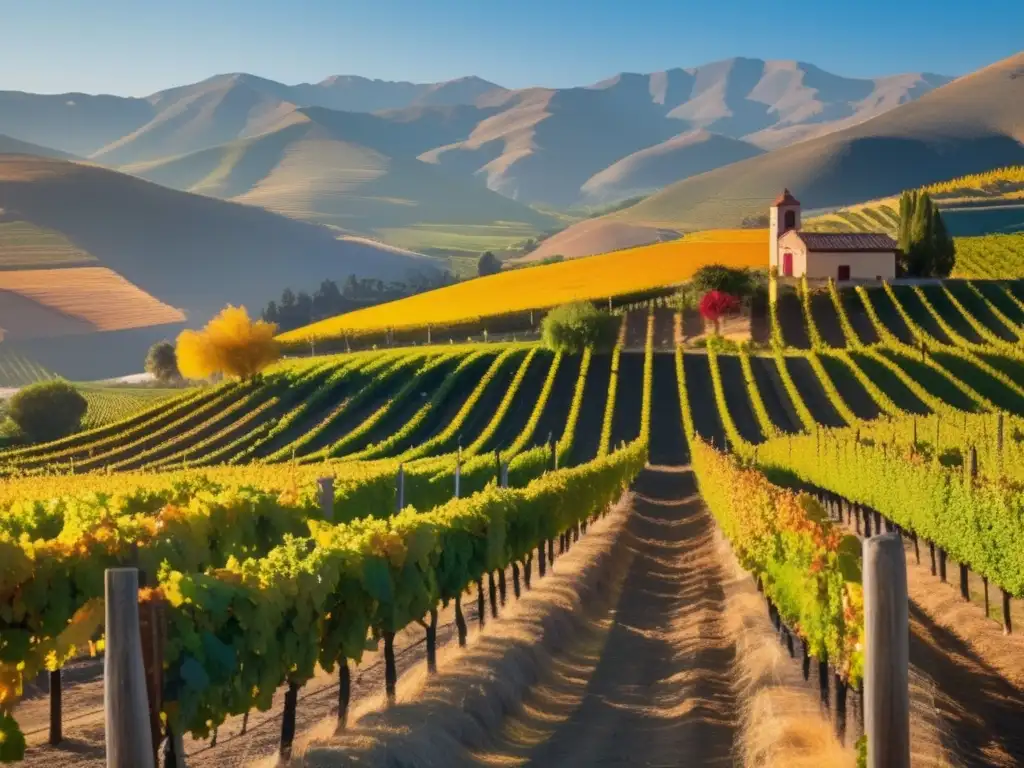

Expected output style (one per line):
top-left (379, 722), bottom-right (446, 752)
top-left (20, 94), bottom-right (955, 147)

top-left (768, 189), bottom-right (897, 282)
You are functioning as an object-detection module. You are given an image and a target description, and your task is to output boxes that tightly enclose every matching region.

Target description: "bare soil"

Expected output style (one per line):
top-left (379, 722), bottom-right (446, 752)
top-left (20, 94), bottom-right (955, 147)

top-left (472, 467), bottom-right (738, 766)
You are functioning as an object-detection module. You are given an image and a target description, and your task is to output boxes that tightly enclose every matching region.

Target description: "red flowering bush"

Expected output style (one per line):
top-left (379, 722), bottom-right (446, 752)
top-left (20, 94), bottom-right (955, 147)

top-left (699, 290), bottom-right (740, 334)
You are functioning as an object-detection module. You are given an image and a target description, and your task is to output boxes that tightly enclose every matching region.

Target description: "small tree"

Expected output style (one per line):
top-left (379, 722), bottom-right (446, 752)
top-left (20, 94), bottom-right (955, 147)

top-left (7, 380), bottom-right (87, 442)
top-left (897, 190), bottom-right (955, 276)
top-left (541, 302), bottom-right (618, 353)
top-left (699, 290), bottom-right (740, 335)
top-left (692, 264), bottom-right (758, 299)
top-left (176, 305), bottom-right (280, 381)
top-left (144, 341), bottom-right (180, 383)
top-left (478, 251), bottom-right (502, 277)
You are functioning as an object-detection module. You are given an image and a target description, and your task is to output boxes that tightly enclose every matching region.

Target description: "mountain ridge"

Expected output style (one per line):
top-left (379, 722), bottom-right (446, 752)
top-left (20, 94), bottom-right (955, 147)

top-left (0, 58), bottom-right (954, 210)
top-left (526, 50), bottom-right (1024, 260)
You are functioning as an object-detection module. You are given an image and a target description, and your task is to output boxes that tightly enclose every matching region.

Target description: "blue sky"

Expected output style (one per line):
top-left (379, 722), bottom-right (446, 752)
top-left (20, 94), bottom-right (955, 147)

top-left (2, 0), bottom-right (1021, 95)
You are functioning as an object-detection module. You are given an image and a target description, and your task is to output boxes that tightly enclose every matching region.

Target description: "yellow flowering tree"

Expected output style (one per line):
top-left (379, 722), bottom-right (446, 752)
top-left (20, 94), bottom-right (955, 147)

top-left (176, 305), bottom-right (280, 381)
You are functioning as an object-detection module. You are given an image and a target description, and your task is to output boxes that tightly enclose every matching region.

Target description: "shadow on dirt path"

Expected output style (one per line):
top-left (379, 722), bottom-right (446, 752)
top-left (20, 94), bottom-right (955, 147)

top-left (477, 467), bottom-right (737, 767)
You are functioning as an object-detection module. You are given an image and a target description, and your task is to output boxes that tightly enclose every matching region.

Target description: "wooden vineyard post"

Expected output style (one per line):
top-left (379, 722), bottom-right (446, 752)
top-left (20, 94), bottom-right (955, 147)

top-left (138, 594), bottom-right (165, 766)
top-left (395, 465), bottom-right (405, 512)
top-left (49, 669), bottom-right (61, 745)
top-left (1003, 589), bottom-right (1013, 635)
top-left (455, 449), bottom-right (462, 498)
top-left (966, 445), bottom-right (978, 485)
top-left (818, 652), bottom-right (830, 711)
top-left (104, 568), bottom-right (155, 768)
top-left (863, 533), bottom-right (911, 768)
top-left (318, 477), bottom-right (335, 521)
top-left (477, 579), bottom-right (486, 628)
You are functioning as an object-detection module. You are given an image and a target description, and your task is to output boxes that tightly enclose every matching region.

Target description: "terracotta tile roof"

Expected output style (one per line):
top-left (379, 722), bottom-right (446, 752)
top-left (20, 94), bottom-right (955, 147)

top-left (773, 188), bottom-right (801, 206)
top-left (797, 232), bottom-right (898, 252)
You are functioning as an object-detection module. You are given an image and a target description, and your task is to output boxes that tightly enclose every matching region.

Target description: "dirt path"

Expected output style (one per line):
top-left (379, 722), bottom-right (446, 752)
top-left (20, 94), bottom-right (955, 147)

top-left (473, 466), bottom-right (737, 766)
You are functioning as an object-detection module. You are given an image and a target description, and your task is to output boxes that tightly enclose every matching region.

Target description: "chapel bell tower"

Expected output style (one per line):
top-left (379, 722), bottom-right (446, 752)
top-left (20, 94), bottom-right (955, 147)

top-left (769, 189), bottom-right (801, 271)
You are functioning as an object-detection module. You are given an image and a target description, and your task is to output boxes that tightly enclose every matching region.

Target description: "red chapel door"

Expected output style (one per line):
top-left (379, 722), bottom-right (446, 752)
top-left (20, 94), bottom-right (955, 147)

top-left (782, 252), bottom-right (793, 277)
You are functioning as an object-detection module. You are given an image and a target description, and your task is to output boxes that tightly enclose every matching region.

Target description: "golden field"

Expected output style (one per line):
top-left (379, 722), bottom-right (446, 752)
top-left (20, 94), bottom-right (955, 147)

top-left (279, 233), bottom-right (768, 341)
top-left (0, 266), bottom-right (185, 334)
top-left (678, 228), bottom-right (768, 242)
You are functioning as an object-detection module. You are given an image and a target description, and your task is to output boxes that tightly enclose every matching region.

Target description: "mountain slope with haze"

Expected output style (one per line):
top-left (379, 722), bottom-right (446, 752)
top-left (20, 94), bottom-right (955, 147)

top-left (120, 107), bottom-right (558, 241)
top-left (532, 51), bottom-right (1024, 259)
top-left (1, 59), bottom-right (952, 210)
top-left (0, 154), bottom-right (437, 376)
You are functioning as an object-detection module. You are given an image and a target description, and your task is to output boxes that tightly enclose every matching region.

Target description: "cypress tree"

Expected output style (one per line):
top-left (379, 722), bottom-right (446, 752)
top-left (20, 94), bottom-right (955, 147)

top-left (930, 206), bottom-right (956, 276)
top-left (898, 189), bottom-right (953, 276)
top-left (906, 192), bottom-right (932, 276)
top-left (897, 190), bottom-right (915, 254)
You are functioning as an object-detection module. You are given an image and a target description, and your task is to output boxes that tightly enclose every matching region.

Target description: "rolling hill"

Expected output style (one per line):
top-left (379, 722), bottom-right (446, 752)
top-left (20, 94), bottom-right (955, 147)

top-left (118, 107), bottom-right (559, 246)
top-left (805, 165), bottom-right (1024, 236)
top-left (540, 51), bottom-right (1024, 258)
top-left (0, 154), bottom-right (437, 377)
top-left (0, 133), bottom-right (75, 160)
top-left (579, 129), bottom-right (765, 205)
top-left (278, 230), bottom-right (767, 342)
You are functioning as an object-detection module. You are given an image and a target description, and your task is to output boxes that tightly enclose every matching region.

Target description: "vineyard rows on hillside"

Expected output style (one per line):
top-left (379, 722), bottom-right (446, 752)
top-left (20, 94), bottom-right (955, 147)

top-left (4, 279), bottom-right (1024, 765)
top-left (0, 323), bottom-right (659, 757)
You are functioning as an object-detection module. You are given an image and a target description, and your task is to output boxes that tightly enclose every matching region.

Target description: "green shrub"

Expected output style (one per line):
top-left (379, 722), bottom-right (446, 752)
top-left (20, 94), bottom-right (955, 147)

top-left (541, 302), bottom-right (618, 353)
top-left (7, 380), bottom-right (88, 442)
top-left (692, 264), bottom-right (760, 298)
top-left (145, 340), bottom-right (181, 383)
top-left (477, 251), bottom-right (501, 277)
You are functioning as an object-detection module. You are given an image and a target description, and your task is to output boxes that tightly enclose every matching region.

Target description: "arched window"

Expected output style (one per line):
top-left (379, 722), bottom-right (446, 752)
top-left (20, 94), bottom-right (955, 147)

top-left (783, 210), bottom-right (796, 231)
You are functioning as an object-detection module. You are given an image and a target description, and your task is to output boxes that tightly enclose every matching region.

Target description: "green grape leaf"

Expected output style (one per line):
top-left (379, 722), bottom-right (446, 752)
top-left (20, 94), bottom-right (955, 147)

top-left (0, 629), bottom-right (31, 663)
top-left (200, 631), bottom-right (237, 684)
top-left (361, 557), bottom-right (393, 604)
top-left (0, 712), bottom-right (27, 762)
top-left (837, 535), bottom-right (863, 583)
top-left (179, 655), bottom-right (211, 694)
